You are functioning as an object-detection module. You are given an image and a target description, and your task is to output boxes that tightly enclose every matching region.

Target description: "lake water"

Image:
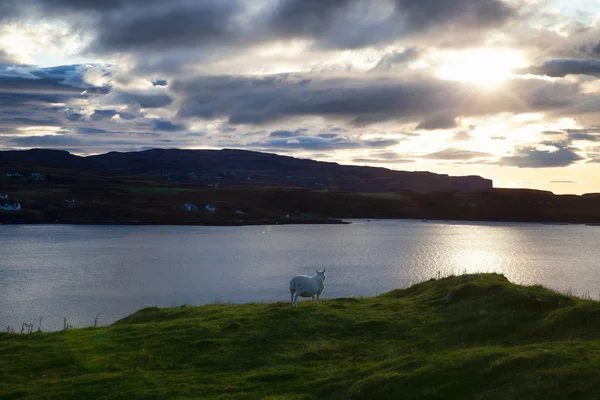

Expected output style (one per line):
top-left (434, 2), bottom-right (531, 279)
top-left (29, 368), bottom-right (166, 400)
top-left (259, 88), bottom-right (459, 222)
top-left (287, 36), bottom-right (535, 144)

top-left (1, 220), bottom-right (599, 331)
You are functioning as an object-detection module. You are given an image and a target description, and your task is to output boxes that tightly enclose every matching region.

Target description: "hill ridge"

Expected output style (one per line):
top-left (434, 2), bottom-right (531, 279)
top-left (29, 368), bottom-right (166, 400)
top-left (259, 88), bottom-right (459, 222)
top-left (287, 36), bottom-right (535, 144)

top-left (1, 147), bottom-right (493, 192)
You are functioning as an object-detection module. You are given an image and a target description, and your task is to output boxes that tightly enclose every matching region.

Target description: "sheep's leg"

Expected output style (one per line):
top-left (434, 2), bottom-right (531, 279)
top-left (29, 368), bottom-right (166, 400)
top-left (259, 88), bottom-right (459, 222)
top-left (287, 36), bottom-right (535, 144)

top-left (311, 295), bottom-right (315, 305)
top-left (293, 292), bottom-right (300, 308)
top-left (316, 293), bottom-right (320, 306)
top-left (290, 291), bottom-right (294, 306)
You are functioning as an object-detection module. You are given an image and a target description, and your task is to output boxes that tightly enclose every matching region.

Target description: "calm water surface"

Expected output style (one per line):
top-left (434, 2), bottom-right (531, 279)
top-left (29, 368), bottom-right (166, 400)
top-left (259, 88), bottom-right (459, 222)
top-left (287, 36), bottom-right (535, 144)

top-left (1, 220), bottom-right (599, 331)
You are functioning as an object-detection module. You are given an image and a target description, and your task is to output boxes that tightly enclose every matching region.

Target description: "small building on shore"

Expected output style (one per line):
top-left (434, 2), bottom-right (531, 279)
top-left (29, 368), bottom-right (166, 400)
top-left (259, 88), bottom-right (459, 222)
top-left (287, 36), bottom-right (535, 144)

top-left (181, 203), bottom-right (198, 211)
top-left (1, 203), bottom-right (21, 211)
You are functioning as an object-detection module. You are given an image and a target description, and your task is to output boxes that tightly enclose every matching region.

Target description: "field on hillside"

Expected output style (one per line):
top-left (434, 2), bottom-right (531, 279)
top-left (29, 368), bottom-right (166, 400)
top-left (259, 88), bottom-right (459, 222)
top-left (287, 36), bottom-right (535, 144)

top-left (2, 274), bottom-right (600, 399)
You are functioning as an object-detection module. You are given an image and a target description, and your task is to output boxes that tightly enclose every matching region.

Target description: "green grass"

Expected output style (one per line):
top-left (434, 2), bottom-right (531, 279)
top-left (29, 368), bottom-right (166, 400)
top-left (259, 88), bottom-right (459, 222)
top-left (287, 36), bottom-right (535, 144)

top-left (2, 274), bottom-right (600, 399)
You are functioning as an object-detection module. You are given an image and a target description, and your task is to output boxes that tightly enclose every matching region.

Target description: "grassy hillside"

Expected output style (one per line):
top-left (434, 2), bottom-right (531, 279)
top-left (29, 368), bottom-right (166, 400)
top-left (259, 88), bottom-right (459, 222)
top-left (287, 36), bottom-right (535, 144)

top-left (2, 274), bottom-right (600, 399)
top-left (5, 162), bottom-right (600, 224)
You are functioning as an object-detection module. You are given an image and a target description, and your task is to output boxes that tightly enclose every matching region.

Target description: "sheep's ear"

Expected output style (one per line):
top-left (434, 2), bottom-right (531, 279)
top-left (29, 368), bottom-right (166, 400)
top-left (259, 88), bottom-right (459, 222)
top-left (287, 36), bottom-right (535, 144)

top-left (316, 270), bottom-right (319, 274)
top-left (323, 269), bottom-right (326, 273)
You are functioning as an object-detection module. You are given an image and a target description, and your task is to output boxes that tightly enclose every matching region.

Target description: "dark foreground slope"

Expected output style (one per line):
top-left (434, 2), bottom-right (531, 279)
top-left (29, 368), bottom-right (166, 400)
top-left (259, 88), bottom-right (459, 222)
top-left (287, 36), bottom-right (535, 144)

top-left (1, 274), bottom-right (599, 399)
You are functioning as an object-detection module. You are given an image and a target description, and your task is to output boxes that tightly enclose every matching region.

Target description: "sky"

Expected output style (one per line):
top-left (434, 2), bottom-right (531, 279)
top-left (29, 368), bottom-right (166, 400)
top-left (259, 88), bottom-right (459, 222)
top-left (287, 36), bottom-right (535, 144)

top-left (1, 0), bottom-right (600, 194)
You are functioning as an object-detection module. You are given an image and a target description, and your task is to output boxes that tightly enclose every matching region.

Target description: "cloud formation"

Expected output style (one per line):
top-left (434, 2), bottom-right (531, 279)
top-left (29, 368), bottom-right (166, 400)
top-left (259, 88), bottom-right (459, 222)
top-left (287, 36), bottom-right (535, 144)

top-left (173, 73), bottom-right (585, 126)
top-left (2, 0), bottom-right (600, 194)
top-left (90, 1), bottom-right (246, 53)
top-left (423, 148), bottom-right (492, 160)
top-left (500, 144), bottom-right (584, 168)
top-left (416, 115), bottom-right (457, 130)
top-left (249, 136), bottom-right (399, 151)
top-left (525, 59), bottom-right (600, 78)
top-left (268, 0), bottom-right (516, 49)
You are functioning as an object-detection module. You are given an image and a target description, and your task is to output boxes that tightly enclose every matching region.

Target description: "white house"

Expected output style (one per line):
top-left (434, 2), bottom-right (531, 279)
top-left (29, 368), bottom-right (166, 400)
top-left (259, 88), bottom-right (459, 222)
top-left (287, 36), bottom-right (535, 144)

top-left (31, 173), bottom-right (44, 181)
top-left (1, 203), bottom-right (21, 211)
top-left (205, 205), bottom-right (216, 212)
top-left (181, 203), bottom-right (198, 211)
top-left (64, 199), bottom-right (78, 203)
top-left (235, 210), bottom-right (244, 215)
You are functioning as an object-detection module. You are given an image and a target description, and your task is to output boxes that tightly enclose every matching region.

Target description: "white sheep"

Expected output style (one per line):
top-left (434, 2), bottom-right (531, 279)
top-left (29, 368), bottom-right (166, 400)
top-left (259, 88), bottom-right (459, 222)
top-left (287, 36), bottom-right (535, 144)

top-left (289, 270), bottom-right (326, 307)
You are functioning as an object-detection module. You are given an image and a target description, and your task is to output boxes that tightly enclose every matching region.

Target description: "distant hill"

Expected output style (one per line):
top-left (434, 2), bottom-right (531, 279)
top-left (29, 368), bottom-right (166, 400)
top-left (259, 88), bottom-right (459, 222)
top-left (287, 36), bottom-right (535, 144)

top-left (5, 148), bottom-right (600, 225)
top-left (0, 148), bottom-right (88, 169)
top-left (1, 148), bottom-right (493, 192)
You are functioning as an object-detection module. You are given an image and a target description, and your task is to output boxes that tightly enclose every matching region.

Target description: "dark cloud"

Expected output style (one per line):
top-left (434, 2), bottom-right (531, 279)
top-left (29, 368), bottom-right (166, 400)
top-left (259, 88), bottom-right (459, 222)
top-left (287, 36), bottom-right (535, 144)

top-left (29, 0), bottom-right (157, 11)
top-left (5, 135), bottom-right (184, 153)
top-left (269, 130), bottom-right (296, 138)
top-left (152, 79), bottom-right (168, 87)
top-left (540, 128), bottom-right (600, 143)
top-left (66, 113), bottom-right (84, 121)
top-left (268, 0), bottom-right (350, 39)
top-left (568, 132), bottom-right (600, 142)
top-left (500, 144), bottom-right (583, 168)
top-left (88, 1), bottom-right (245, 52)
top-left (524, 59), bottom-right (600, 78)
top-left (564, 128), bottom-right (600, 142)
top-left (371, 48), bottom-right (420, 71)
top-left (395, 0), bottom-right (515, 31)
top-left (0, 76), bottom-right (84, 94)
top-left (353, 158), bottom-right (413, 164)
top-left (77, 127), bottom-right (112, 135)
top-left (118, 112), bottom-right (137, 120)
top-left (423, 148), bottom-right (491, 160)
top-left (0, 49), bottom-right (15, 63)
top-left (10, 134), bottom-right (83, 147)
top-left (269, 0), bottom-right (516, 49)
top-left (0, 66), bottom-right (110, 126)
top-left (90, 109), bottom-right (117, 121)
top-left (362, 139), bottom-right (398, 147)
top-left (1, 0), bottom-right (519, 56)
top-left (269, 128), bottom-right (308, 138)
top-left (549, 180), bottom-right (578, 184)
top-left (105, 90), bottom-right (173, 108)
top-left (452, 125), bottom-right (475, 141)
top-left (173, 73), bottom-right (581, 126)
top-left (372, 151), bottom-right (406, 160)
top-left (0, 117), bottom-right (62, 126)
top-left (416, 115), bottom-right (457, 130)
top-left (151, 119), bottom-right (185, 131)
top-left (0, 65), bottom-right (120, 147)
top-left (249, 136), bottom-right (398, 150)
top-left (0, 0), bottom-right (166, 23)
top-left (352, 150), bottom-right (413, 164)
top-left (317, 133), bottom-right (338, 139)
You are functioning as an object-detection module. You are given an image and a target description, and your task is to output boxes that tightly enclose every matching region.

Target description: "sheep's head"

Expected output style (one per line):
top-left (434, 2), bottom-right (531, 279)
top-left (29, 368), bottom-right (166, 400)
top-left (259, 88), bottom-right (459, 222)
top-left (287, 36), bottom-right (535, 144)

top-left (316, 269), bottom-right (326, 281)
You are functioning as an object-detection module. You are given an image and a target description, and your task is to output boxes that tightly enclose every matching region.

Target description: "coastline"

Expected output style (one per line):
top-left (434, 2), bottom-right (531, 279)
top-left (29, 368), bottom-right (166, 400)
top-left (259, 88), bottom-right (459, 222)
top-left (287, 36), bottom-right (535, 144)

top-left (7, 215), bottom-right (600, 227)
top-left (0, 218), bottom-right (352, 227)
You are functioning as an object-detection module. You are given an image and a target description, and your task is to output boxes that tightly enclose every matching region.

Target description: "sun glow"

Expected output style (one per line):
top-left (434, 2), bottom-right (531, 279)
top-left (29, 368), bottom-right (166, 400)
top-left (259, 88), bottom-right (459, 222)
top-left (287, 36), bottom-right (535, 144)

top-left (437, 49), bottom-right (527, 87)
